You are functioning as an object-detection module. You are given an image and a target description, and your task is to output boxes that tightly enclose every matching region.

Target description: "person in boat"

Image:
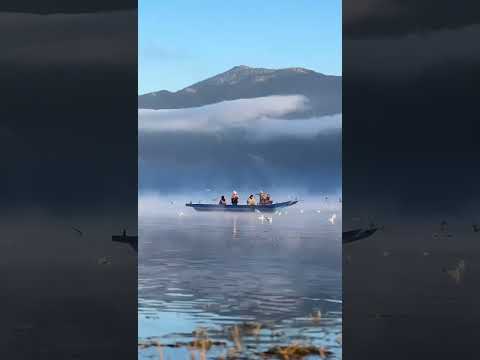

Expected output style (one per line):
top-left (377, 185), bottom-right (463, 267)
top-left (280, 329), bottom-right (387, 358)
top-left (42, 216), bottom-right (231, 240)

top-left (247, 194), bottom-right (257, 206)
top-left (265, 193), bottom-right (273, 204)
top-left (259, 191), bottom-right (267, 204)
top-left (219, 195), bottom-right (226, 205)
top-left (231, 191), bottom-right (239, 205)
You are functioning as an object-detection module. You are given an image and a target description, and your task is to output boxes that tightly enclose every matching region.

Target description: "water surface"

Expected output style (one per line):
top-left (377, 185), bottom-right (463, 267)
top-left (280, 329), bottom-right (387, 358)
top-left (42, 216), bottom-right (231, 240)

top-left (139, 197), bottom-right (342, 359)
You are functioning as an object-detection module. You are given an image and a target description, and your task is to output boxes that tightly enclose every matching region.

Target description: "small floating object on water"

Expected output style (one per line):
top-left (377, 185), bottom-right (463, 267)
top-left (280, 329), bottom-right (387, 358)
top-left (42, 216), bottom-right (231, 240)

top-left (311, 310), bottom-right (322, 322)
top-left (97, 256), bottom-right (112, 265)
top-left (328, 214), bottom-right (337, 224)
top-left (442, 259), bottom-right (466, 284)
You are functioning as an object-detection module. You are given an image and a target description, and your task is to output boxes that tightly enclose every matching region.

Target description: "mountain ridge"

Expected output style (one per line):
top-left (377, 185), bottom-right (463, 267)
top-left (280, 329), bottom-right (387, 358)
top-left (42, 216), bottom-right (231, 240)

top-left (139, 65), bottom-right (341, 117)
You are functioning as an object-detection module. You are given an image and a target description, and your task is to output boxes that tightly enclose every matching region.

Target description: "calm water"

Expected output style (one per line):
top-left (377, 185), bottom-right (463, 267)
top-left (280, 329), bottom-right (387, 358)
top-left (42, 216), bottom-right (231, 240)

top-left (343, 215), bottom-right (480, 360)
top-left (139, 197), bottom-right (342, 359)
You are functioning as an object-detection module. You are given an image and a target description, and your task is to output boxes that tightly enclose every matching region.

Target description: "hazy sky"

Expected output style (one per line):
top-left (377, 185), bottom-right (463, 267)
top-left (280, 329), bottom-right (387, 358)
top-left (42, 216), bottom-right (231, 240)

top-left (139, 0), bottom-right (342, 94)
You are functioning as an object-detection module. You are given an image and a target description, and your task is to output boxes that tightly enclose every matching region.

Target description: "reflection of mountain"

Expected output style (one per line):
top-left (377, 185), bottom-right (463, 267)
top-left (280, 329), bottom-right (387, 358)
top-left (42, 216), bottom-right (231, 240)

top-left (139, 65), bottom-right (341, 117)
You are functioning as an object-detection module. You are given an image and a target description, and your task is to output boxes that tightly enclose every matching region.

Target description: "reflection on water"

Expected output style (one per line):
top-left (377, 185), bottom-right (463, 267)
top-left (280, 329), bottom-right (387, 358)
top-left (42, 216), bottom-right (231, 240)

top-left (139, 199), bottom-right (342, 359)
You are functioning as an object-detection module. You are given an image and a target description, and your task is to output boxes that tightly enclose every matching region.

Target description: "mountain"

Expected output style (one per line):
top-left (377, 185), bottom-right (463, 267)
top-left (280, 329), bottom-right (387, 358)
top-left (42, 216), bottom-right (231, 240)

top-left (138, 65), bottom-right (341, 117)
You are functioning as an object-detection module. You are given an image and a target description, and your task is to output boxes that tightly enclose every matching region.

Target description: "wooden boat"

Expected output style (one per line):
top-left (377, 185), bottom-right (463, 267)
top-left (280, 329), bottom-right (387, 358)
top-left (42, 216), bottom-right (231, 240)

top-left (112, 229), bottom-right (138, 252)
top-left (342, 227), bottom-right (379, 244)
top-left (185, 200), bottom-right (298, 212)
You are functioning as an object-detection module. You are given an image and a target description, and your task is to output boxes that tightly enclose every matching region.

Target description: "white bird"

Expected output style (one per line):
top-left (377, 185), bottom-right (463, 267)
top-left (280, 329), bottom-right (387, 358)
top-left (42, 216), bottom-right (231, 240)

top-left (258, 215), bottom-right (272, 223)
top-left (178, 211), bottom-right (184, 217)
top-left (328, 213), bottom-right (337, 224)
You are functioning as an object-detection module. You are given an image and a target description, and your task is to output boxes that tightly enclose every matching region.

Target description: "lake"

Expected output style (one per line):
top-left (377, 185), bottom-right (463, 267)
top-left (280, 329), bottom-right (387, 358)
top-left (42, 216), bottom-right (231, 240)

top-left (138, 195), bottom-right (342, 359)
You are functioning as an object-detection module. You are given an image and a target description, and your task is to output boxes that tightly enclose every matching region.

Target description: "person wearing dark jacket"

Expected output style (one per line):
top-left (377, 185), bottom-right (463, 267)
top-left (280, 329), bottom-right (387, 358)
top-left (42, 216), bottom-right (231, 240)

top-left (231, 191), bottom-right (239, 205)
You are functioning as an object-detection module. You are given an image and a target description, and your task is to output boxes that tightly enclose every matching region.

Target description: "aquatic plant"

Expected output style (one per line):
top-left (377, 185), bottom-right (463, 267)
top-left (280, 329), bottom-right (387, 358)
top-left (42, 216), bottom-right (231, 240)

top-left (262, 343), bottom-right (333, 359)
top-left (226, 322), bottom-right (264, 337)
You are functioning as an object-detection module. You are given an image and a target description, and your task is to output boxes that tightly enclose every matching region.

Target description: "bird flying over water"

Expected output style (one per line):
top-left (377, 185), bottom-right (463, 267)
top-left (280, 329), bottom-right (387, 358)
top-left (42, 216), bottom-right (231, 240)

top-left (71, 227), bottom-right (83, 236)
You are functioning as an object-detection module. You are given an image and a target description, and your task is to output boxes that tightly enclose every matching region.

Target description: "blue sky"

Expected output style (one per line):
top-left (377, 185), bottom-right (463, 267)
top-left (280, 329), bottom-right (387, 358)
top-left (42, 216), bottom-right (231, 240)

top-left (139, 0), bottom-right (341, 94)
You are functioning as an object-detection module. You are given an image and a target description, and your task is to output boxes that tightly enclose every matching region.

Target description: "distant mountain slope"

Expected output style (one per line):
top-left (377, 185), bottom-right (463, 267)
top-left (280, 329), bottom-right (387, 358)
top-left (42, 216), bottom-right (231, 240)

top-left (139, 65), bottom-right (341, 117)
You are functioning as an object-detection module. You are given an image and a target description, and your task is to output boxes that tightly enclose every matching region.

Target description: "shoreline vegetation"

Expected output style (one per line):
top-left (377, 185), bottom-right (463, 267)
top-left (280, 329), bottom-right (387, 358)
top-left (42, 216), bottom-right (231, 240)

top-left (139, 320), bottom-right (340, 359)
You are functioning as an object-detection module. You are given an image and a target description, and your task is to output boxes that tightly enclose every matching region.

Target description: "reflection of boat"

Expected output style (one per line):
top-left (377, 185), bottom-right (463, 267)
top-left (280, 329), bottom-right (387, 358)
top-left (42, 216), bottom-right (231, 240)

top-left (186, 200), bottom-right (298, 212)
top-left (343, 227), bottom-right (379, 244)
top-left (112, 229), bottom-right (138, 252)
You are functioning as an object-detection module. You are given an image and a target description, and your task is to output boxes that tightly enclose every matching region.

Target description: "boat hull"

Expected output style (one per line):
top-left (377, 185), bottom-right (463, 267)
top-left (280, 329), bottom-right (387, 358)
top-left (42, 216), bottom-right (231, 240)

top-left (185, 200), bottom-right (298, 212)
